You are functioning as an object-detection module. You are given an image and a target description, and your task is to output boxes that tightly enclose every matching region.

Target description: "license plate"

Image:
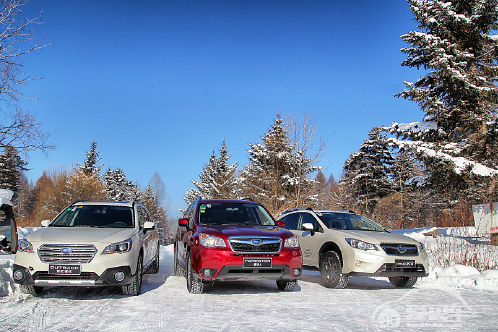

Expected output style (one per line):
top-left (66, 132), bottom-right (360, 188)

top-left (243, 258), bottom-right (272, 268)
top-left (49, 264), bottom-right (81, 275)
top-left (395, 259), bottom-right (415, 268)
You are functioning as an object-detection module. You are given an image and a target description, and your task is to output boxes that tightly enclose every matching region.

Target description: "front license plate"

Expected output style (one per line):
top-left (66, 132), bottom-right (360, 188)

top-left (243, 258), bottom-right (272, 268)
top-left (395, 259), bottom-right (415, 268)
top-left (49, 264), bottom-right (81, 275)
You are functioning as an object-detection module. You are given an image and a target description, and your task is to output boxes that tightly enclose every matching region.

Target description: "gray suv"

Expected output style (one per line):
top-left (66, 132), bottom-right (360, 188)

top-left (277, 208), bottom-right (429, 288)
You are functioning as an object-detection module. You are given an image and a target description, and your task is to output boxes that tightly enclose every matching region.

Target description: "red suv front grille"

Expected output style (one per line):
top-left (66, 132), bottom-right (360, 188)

top-left (228, 237), bottom-right (282, 253)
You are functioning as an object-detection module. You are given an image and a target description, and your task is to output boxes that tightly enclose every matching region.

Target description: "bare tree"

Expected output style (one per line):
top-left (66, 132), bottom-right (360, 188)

top-left (0, 0), bottom-right (53, 154)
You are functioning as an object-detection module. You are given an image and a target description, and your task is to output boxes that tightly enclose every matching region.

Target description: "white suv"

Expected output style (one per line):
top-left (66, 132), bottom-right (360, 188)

top-left (277, 209), bottom-right (429, 288)
top-left (13, 201), bottom-right (160, 296)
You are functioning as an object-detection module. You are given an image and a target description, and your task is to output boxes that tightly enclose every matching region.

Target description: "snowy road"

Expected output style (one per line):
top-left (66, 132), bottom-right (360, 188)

top-left (1, 246), bottom-right (497, 332)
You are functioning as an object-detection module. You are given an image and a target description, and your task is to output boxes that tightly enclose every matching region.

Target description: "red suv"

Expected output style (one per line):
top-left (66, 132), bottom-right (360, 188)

top-left (174, 199), bottom-right (302, 293)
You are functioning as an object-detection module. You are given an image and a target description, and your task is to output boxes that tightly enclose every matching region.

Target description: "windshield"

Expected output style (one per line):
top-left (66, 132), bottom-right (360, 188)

top-left (317, 212), bottom-right (386, 232)
top-left (50, 205), bottom-right (134, 228)
top-left (198, 203), bottom-right (276, 226)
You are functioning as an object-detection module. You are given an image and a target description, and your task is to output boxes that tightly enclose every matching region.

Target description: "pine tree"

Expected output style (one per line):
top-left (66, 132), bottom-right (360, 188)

top-left (75, 141), bottom-right (104, 177)
top-left (342, 127), bottom-right (395, 215)
top-left (183, 141), bottom-right (239, 207)
top-left (387, 0), bottom-right (498, 200)
top-left (0, 145), bottom-right (28, 195)
top-left (103, 168), bottom-right (138, 201)
top-left (240, 115), bottom-right (319, 213)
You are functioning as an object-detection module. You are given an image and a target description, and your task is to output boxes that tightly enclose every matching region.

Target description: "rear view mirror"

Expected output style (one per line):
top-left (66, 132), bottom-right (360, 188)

top-left (276, 220), bottom-right (285, 228)
top-left (178, 218), bottom-right (189, 227)
top-left (302, 222), bottom-right (315, 236)
top-left (41, 220), bottom-right (51, 227)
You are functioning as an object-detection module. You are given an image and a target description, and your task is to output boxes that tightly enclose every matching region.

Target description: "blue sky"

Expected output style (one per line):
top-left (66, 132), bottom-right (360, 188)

top-left (19, 0), bottom-right (422, 216)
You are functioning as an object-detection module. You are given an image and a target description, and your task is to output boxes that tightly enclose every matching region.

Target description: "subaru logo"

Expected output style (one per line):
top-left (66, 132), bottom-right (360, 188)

top-left (397, 245), bottom-right (407, 254)
top-left (61, 248), bottom-right (73, 254)
top-left (251, 239), bottom-right (263, 246)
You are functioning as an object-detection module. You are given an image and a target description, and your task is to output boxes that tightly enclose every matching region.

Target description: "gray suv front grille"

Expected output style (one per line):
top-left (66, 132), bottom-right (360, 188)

top-left (228, 237), bottom-right (282, 253)
top-left (38, 244), bottom-right (97, 263)
top-left (380, 243), bottom-right (418, 256)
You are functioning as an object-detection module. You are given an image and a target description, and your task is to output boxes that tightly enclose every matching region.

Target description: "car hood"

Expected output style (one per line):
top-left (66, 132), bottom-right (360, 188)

top-left (26, 227), bottom-right (137, 244)
top-left (332, 229), bottom-right (420, 245)
top-left (199, 224), bottom-right (292, 238)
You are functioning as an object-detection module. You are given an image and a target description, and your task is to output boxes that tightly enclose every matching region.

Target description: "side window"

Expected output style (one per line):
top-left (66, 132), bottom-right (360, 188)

top-left (282, 213), bottom-right (300, 230)
top-left (137, 207), bottom-right (147, 229)
top-left (300, 213), bottom-right (323, 232)
top-left (187, 203), bottom-right (196, 228)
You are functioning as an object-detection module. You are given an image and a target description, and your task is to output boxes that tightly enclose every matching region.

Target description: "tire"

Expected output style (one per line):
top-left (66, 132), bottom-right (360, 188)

top-left (389, 276), bottom-right (418, 288)
top-left (173, 245), bottom-right (183, 277)
top-left (320, 251), bottom-right (349, 289)
top-left (186, 254), bottom-right (203, 294)
top-left (276, 279), bottom-right (298, 291)
top-left (147, 243), bottom-right (160, 274)
top-left (122, 255), bottom-right (143, 296)
top-left (19, 285), bottom-right (43, 296)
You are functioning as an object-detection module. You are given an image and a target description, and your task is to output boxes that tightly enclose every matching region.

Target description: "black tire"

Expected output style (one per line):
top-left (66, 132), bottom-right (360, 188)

top-left (19, 285), bottom-right (43, 296)
top-left (389, 276), bottom-right (418, 288)
top-left (186, 254), bottom-right (203, 294)
top-left (320, 251), bottom-right (349, 289)
top-left (173, 245), bottom-right (183, 277)
top-left (147, 243), bottom-right (160, 274)
top-left (276, 279), bottom-right (298, 291)
top-left (122, 255), bottom-right (143, 296)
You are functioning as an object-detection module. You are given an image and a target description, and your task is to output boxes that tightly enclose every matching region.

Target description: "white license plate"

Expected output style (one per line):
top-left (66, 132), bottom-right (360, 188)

top-left (394, 259), bottom-right (415, 268)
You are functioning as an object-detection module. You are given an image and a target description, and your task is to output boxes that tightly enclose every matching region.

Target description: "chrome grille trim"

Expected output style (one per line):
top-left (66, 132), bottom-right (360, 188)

top-left (228, 236), bottom-right (282, 253)
top-left (38, 244), bottom-right (97, 263)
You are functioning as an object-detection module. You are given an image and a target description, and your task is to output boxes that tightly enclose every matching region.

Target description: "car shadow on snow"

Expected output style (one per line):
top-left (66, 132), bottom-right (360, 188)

top-left (198, 279), bottom-right (302, 294)
top-left (300, 270), bottom-right (396, 290)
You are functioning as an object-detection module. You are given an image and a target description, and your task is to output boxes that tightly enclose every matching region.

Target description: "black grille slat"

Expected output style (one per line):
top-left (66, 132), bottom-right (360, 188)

top-left (229, 237), bottom-right (281, 253)
top-left (38, 244), bottom-right (97, 263)
top-left (34, 272), bottom-right (99, 280)
top-left (380, 243), bottom-right (418, 256)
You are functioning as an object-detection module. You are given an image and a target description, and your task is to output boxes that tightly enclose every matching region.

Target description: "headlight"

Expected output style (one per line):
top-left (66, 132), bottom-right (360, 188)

top-left (284, 235), bottom-right (300, 248)
top-left (199, 233), bottom-right (226, 248)
top-left (345, 238), bottom-right (377, 251)
top-left (18, 238), bottom-right (33, 253)
top-left (102, 238), bottom-right (132, 254)
top-left (418, 242), bottom-right (425, 252)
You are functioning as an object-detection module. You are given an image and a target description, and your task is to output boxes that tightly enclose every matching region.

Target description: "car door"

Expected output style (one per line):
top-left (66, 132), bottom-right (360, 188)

top-left (177, 203), bottom-right (195, 269)
top-left (297, 212), bottom-right (322, 267)
top-left (138, 207), bottom-right (154, 265)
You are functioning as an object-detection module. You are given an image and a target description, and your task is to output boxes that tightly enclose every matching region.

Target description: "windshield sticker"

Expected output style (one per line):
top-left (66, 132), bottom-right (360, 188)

top-left (200, 204), bottom-right (207, 213)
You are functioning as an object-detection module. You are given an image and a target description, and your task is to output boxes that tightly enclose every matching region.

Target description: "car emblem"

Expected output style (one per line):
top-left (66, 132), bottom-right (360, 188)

top-left (251, 239), bottom-right (263, 246)
top-left (397, 245), bottom-right (407, 254)
top-left (61, 248), bottom-right (73, 254)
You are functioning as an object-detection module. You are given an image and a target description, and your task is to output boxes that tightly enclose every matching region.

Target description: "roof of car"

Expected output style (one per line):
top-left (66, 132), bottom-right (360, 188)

top-left (281, 207), bottom-right (357, 215)
top-left (71, 201), bottom-right (136, 207)
top-left (198, 198), bottom-right (260, 205)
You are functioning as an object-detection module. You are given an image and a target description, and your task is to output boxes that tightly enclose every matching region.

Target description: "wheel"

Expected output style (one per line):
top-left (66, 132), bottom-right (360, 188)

top-left (186, 254), bottom-right (203, 294)
top-left (147, 243), bottom-right (160, 274)
top-left (173, 245), bottom-right (184, 277)
top-left (320, 251), bottom-right (349, 289)
top-left (389, 276), bottom-right (418, 288)
top-left (276, 279), bottom-right (298, 291)
top-left (19, 285), bottom-right (43, 296)
top-left (122, 255), bottom-right (143, 296)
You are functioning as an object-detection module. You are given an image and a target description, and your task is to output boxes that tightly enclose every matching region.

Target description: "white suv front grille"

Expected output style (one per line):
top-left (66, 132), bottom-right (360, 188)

top-left (38, 244), bottom-right (97, 263)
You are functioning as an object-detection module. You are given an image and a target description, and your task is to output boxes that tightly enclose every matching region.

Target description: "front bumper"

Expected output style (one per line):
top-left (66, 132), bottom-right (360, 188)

top-left (191, 246), bottom-right (303, 281)
top-left (13, 264), bottom-right (136, 287)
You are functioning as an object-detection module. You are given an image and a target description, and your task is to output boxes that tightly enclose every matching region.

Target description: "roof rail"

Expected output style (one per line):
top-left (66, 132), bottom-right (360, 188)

top-left (283, 207), bottom-right (313, 214)
top-left (241, 197), bottom-right (255, 202)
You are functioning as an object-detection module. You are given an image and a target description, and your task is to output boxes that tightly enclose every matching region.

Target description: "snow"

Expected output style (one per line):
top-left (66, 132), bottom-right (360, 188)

top-left (1, 227), bottom-right (498, 331)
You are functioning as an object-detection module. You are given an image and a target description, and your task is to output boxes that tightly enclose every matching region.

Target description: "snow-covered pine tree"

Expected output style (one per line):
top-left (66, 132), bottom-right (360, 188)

top-left (75, 141), bottom-right (104, 177)
top-left (386, 0), bottom-right (498, 200)
top-left (240, 115), bottom-right (318, 214)
top-left (102, 167), bottom-right (138, 201)
top-left (0, 145), bottom-right (28, 194)
top-left (342, 127), bottom-right (395, 215)
top-left (183, 140), bottom-right (239, 208)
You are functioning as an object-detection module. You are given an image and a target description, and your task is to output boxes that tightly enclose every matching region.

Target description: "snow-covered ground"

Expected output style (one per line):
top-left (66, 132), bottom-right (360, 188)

top-left (1, 227), bottom-right (498, 331)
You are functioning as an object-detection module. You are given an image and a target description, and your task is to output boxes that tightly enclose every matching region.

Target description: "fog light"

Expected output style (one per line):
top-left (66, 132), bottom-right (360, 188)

top-left (113, 271), bottom-right (126, 282)
top-left (13, 269), bottom-right (24, 281)
top-left (293, 268), bottom-right (302, 277)
top-left (201, 268), bottom-right (216, 277)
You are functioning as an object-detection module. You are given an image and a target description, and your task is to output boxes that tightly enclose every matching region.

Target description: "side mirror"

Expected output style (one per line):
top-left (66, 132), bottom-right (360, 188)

top-left (276, 220), bottom-right (285, 228)
top-left (178, 218), bottom-right (189, 227)
top-left (41, 220), bottom-right (51, 227)
top-left (143, 221), bottom-right (155, 230)
top-left (302, 223), bottom-right (315, 236)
